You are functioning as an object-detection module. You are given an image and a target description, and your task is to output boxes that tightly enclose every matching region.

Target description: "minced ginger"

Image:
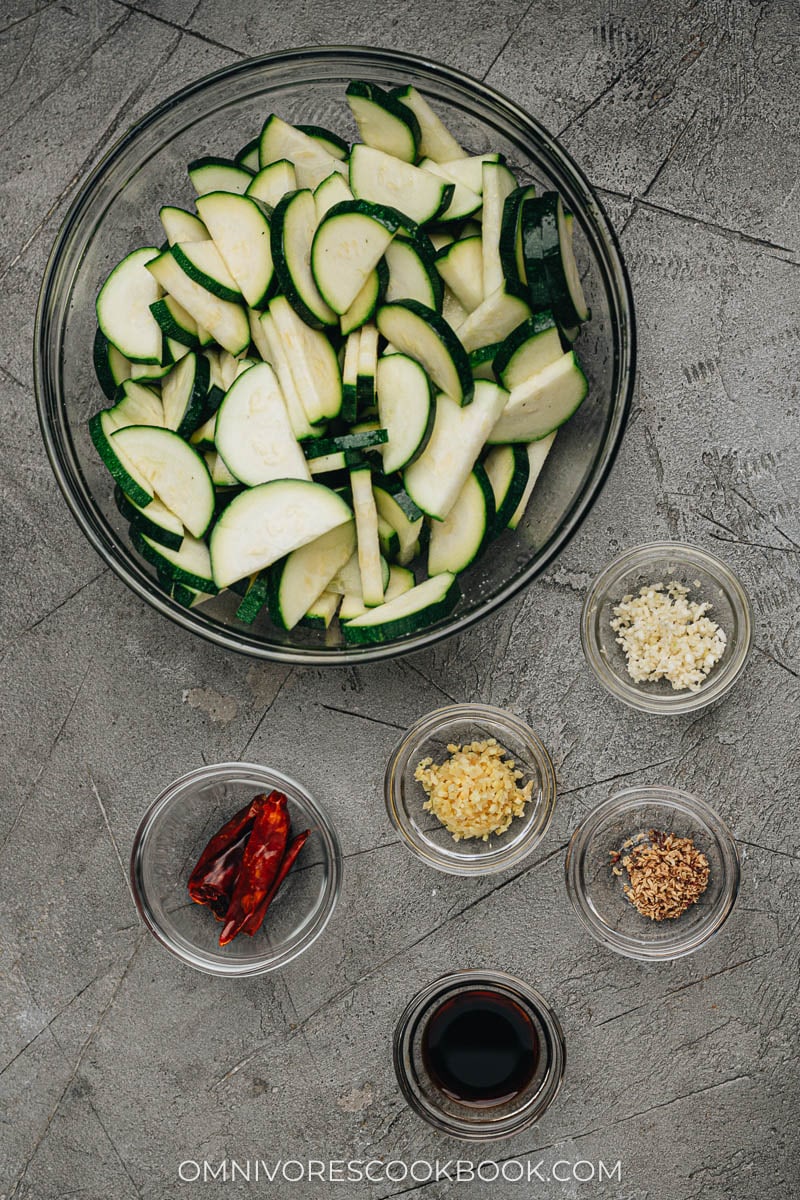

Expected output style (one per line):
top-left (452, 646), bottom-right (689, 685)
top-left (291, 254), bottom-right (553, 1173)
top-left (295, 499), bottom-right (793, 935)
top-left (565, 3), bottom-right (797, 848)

top-left (414, 738), bottom-right (534, 842)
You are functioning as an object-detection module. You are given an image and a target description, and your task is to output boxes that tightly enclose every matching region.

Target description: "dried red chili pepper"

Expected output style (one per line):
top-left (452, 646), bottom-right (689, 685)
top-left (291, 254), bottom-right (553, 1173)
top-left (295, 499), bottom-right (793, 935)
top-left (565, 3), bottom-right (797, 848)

top-left (218, 791), bottom-right (290, 947)
top-left (240, 828), bottom-right (310, 937)
top-left (188, 794), bottom-right (267, 909)
top-left (189, 826), bottom-right (253, 919)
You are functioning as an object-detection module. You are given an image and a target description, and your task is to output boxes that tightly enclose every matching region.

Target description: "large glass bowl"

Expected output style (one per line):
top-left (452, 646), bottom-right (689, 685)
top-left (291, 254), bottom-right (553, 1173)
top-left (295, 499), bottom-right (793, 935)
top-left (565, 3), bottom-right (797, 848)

top-left (35, 46), bottom-right (635, 664)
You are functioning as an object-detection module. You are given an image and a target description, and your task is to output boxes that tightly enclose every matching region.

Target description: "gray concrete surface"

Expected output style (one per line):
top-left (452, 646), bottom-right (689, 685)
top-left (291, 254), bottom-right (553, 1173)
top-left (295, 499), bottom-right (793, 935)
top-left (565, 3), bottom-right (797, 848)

top-left (1, 2), bottom-right (798, 1197)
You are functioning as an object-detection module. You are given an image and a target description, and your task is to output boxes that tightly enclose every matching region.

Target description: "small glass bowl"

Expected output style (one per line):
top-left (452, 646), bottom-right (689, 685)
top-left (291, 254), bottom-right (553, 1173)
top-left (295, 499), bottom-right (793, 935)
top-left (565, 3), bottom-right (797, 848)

top-left (581, 542), bottom-right (752, 714)
top-left (393, 969), bottom-right (566, 1140)
top-left (565, 786), bottom-right (740, 961)
top-left (130, 762), bottom-right (342, 977)
top-left (385, 705), bottom-right (557, 876)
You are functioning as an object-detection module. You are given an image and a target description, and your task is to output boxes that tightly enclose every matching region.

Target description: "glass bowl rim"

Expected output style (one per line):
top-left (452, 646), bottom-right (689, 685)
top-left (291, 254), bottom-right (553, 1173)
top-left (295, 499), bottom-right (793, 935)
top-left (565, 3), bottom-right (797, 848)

top-left (392, 967), bottom-right (566, 1140)
top-left (384, 703), bottom-right (557, 876)
top-left (564, 784), bottom-right (741, 961)
top-left (130, 760), bottom-right (342, 977)
top-left (34, 44), bottom-right (636, 666)
top-left (580, 540), bottom-right (753, 714)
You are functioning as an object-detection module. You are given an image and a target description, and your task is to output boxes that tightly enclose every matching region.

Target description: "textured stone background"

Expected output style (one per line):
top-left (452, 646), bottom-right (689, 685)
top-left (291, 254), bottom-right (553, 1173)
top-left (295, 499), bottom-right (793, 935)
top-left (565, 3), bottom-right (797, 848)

top-left (1, 2), bottom-right (798, 1197)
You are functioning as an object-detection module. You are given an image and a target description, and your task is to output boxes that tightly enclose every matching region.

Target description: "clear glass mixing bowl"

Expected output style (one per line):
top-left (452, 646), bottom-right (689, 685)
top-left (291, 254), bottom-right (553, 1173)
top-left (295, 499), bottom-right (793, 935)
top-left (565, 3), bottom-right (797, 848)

top-left (35, 46), bottom-right (635, 663)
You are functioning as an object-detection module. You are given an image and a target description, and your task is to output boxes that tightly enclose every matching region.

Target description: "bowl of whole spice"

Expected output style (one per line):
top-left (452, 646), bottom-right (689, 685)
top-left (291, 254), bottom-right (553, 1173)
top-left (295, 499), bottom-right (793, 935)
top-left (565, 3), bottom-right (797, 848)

top-left (385, 705), bottom-right (557, 875)
top-left (580, 542), bottom-right (753, 714)
top-left (564, 786), bottom-right (740, 960)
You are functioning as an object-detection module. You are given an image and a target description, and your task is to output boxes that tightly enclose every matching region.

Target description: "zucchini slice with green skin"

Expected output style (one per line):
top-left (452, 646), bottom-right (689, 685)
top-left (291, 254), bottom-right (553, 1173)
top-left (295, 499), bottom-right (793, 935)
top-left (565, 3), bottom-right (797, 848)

top-left (96, 247), bottom-right (163, 364)
top-left (150, 295), bottom-right (199, 347)
top-left (304, 428), bottom-right (387, 458)
top-left (453, 285), bottom-right (532, 354)
top-left (161, 350), bottom-right (210, 438)
top-left (482, 161), bottom-right (518, 297)
top-left (469, 342), bottom-right (503, 381)
top-left (111, 379), bottom-right (164, 427)
top-left (257, 311), bottom-right (315, 441)
top-left (270, 190), bottom-right (337, 329)
top-left (296, 123), bottom-right (349, 160)
top-left (268, 520), bottom-right (356, 631)
top-left (246, 159), bottom-right (297, 207)
top-left (349, 144), bottom-right (454, 226)
top-left (309, 449), bottom-right (365, 475)
top-left (341, 329), bottom-right (360, 423)
top-left (132, 527), bottom-right (218, 593)
top-left (215, 360), bottom-right (310, 486)
top-left (171, 240), bottom-right (242, 303)
top-left (235, 137), bottom-right (261, 172)
top-left (346, 80), bottom-right (421, 164)
top-left (188, 156), bottom-right (253, 197)
top-left (377, 514), bottom-right (400, 561)
top-left (129, 357), bottom-right (171, 383)
top-left (311, 200), bottom-right (402, 315)
top-left (328, 549), bottom-right (389, 597)
top-left (115, 485), bottom-right (183, 549)
top-left (146, 251), bottom-right (250, 355)
top-left (340, 257), bottom-right (388, 335)
top-left (376, 352), bottom-right (435, 474)
top-left (350, 464), bottom-right (384, 607)
top-left (376, 299), bottom-right (474, 406)
top-left (507, 433), bottom-right (556, 529)
top-left (235, 571), bottom-right (270, 624)
top-left (169, 580), bottom-right (216, 608)
top-left (301, 589), bottom-right (341, 628)
top-left (209, 479), bottom-right (352, 588)
top-left (342, 572), bottom-right (460, 643)
top-left (403, 380), bottom-right (508, 521)
top-left (482, 443), bottom-right (530, 534)
top-left (499, 185), bottom-right (536, 295)
top-left (206, 450), bottom-right (239, 487)
top-left (492, 312), bottom-right (563, 389)
top-left (389, 86), bottom-right (463, 162)
top-left (195, 192), bottom-right (274, 309)
top-left (419, 159), bottom-right (482, 222)
top-left (112, 425), bottom-right (215, 538)
top-left (90, 411), bottom-right (155, 507)
top-left (372, 476), bottom-right (424, 565)
top-left (434, 236), bottom-right (484, 313)
top-left (93, 328), bottom-right (131, 400)
top-left (436, 153), bottom-right (501, 194)
top-left (259, 115), bottom-right (347, 189)
top-left (339, 561), bottom-right (412, 620)
top-left (159, 206), bottom-right (208, 246)
top-left (356, 322), bottom-right (379, 413)
top-left (488, 351), bottom-right (589, 444)
top-left (314, 170), bottom-right (353, 220)
top-left (428, 463), bottom-right (495, 575)
top-left (521, 192), bottom-right (591, 327)
top-left (384, 234), bottom-right (443, 311)
top-left (268, 295), bottom-right (343, 423)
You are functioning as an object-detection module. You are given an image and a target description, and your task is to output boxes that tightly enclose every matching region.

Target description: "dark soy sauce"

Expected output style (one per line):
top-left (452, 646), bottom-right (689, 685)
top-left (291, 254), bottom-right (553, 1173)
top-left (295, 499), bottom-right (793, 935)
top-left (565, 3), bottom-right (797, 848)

top-left (422, 988), bottom-right (539, 1107)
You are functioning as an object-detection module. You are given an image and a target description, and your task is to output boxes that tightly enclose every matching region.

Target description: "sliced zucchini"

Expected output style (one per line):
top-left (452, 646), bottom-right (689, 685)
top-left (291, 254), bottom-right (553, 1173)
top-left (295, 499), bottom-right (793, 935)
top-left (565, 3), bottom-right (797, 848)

top-left (436, 153), bottom-right (501, 193)
top-left (377, 514), bottom-right (400, 561)
top-left (205, 450), bottom-right (240, 487)
top-left (492, 312), bottom-right (563, 389)
top-left (188, 156), bottom-right (253, 197)
top-left (488, 351), bottom-right (589, 443)
top-left (270, 189), bottom-right (337, 329)
top-left (428, 463), bottom-right (495, 575)
top-left (314, 170), bottom-right (353, 220)
top-left (350, 464), bottom-right (384, 607)
top-left (339, 560), bottom-right (412, 620)
top-left (246, 159), bottom-right (297, 207)
top-left (129, 357), bottom-right (172, 383)
top-left (235, 137), bottom-right (261, 173)
top-left (373, 475), bottom-right (424, 565)
top-left (521, 192), bottom-right (591, 327)
top-left (303, 428), bottom-right (387, 458)
top-left (308, 448), bottom-right (365, 475)
top-left (231, 571), bottom-right (269, 623)
top-left (133, 528), bottom-right (218, 593)
top-left (328, 550), bottom-right (389, 596)
top-left (150, 295), bottom-right (199, 348)
top-left (169, 580), bottom-right (215, 609)
top-left (89, 410), bottom-right (154, 507)
top-left (346, 80), bottom-right (420, 163)
top-left (161, 351), bottom-right (210, 438)
top-left (434, 236), bottom-right (484, 312)
top-left (349, 144), bottom-right (454, 225)
top-left (301, 589), bottom-right (341, 629)
top-left (257, 311), bottom-right (315, 441)
top-left (195, 192), bottom-right (274, 309)
top-left (499, 185), bottom-right (535, 295)
top-left (356, 322), bottom-right (379, 413)
top-left (215, 360), bottom-right (310, 486)
top-left (159, 206), bottom-right (208, 246)
top-left (171, 240), bottom-right (242, 303)
top-left (442, 285), bottom-right (469, 330)
top-left (268, 295), bottom-right (343, 423)
top-left (482, 443), bottom-right (530, 533)
top-left (481, 161), bottom-right (518, 297)
top-left (296, 123), bottom-right (349, 160)
top-left (114, 485), bottom-right (183, 550)
top-left (341, 329), bottom-right (360, 423)
top-left (340, 257), bottom-right (388, 335)
top-left (508, 433), bottom-right (556, 529)
top-left (452, 285), bottom-right (532, 353)
top-left (93, 328), bottom-right (131, 400)
top-left (469, 342), bottom-right (502, 381)
top-left (112, 379), bottom-right (164, 427)
top-left (248, 306), bottom-right (273, 363)
top-left (146, 250), bottom-right (250, 355)
top-left (376, 299), bottom-right (473, 406)
top-left (96, 247), bottom-right (163, 364)
top-left (384, 235), bottom-right (443, 311)
top-left (376, 353), bottom-right (435, 474)
top-left (311, 200), bottom-right (401, 316)
top-left (342, 572), bottom-right (460, 643)
top-left (420, 159), bottom-right (482, 222)
top-left (210, 479), bottom-right (352, 588)
top-left (111, 425), bottom-right (215, 538)
top-left (189, 411), bottom-right (217, 451)
top-left (389, 86), bottom-right (463, 162)
top-left (403, 380), bottom-right (508, 521)
top-left (259, 115), bottom-right (346, 189)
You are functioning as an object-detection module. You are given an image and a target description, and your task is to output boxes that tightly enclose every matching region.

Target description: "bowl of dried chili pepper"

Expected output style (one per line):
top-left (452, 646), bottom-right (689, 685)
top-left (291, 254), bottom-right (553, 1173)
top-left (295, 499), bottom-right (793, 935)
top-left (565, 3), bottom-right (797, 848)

top-left (130, 762), bottom-right (342, 976)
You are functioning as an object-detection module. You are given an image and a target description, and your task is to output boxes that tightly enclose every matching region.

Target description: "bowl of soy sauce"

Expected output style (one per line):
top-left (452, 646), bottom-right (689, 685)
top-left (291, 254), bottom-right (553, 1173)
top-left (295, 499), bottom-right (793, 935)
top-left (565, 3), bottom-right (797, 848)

top-left (393, 970), bottom-right (565, 1139)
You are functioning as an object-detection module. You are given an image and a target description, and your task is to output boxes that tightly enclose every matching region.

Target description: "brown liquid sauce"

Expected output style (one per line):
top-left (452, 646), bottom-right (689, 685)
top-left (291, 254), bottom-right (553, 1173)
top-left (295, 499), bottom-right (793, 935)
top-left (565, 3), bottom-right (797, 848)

top-left (422, 988), bottom-right (539, 1107)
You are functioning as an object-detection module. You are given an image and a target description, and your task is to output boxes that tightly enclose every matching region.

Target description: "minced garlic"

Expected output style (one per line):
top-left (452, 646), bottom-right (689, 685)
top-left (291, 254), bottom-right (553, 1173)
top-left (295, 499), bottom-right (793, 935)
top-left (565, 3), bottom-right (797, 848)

top-left (414, 738), bottom-right (534, 842)
top-left (611, 580), bottom-right (726, 692)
